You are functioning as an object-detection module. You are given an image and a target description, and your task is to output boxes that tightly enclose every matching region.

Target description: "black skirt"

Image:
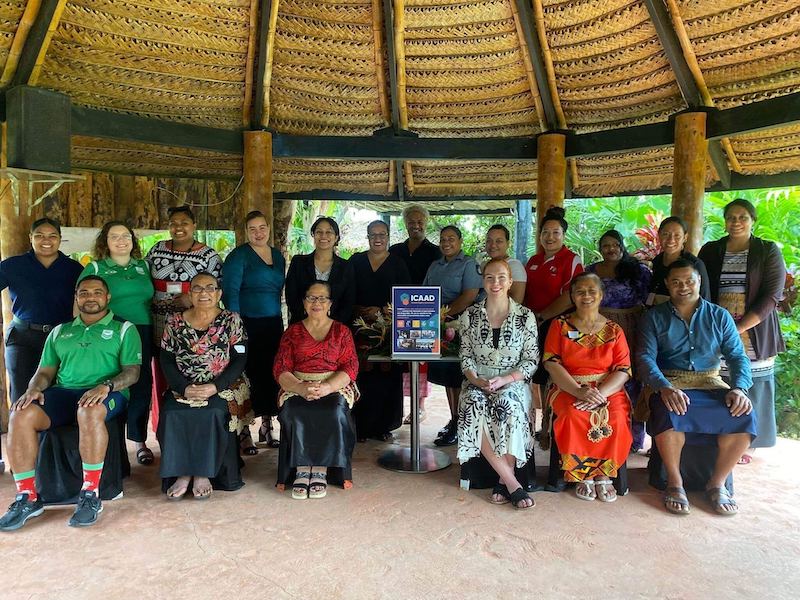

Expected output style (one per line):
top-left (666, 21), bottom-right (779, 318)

top-left (158, 391), bottom-right (243, 492)
top-left (531, 318), bottom-right (553, 385)
top-left (352, 362), bottom-right (404, 438)
top-left (242, 315), bottom-right (283, 417)
top-left (276, 393), bottom-right (356, 486)
top-left (427, 360), bottom-right (464, 388)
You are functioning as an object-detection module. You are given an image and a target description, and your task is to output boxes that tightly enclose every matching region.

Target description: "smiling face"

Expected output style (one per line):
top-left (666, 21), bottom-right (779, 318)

top-left (246, 216), bottom-right (270, 247)
top-left (483, 260), bottom-right (512, 298)
top-left (658, 221), bottom-right (686, 256)
top-left (76, 279), bottom-right (110, 315)
top-left (404, 210), bottom-right (427, 242)
top-left (303, 283), bottom-right (332, 318)
top-left (189, 274), bottom-right (222, 309)
top-left (30, 224), bottom-right (61, 259)
top-left (439, 229), bottom-right (462, 259)
top-left (168, 211), bottom-right (196, 246)
top-left (665, 266), bottom-right (701, 306)
top-left (312, 221), bottom-right (338, 251)
top-left (539, 220), bottom-right (565, 256)
top-left (599, 235), bottom-right (623, 264)
top-left (571, 276), bottom-right (603, 313)
top-left (367, 222), bottom-right (389, 253)
top-left (107, 225), bottom-right (134, 259)
top-left (724, 205), bottom-right (754, 239)
top-left (485, 229), bottom-right (510, 259)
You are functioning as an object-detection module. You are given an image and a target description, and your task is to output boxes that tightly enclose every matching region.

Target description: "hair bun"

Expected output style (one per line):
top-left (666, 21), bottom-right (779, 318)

top-left (544, 206), bottom-right (566, 219)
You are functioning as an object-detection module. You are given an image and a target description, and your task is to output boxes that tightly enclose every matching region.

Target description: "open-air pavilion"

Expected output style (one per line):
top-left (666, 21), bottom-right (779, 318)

top-left (1, 1), bottom-right (800, 598)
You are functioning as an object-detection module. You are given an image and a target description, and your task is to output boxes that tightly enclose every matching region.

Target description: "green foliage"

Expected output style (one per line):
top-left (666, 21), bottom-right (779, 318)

top-left (427, 214), bottom-right (517, 256)
top-left (776, 305), bottom-right (800, 439)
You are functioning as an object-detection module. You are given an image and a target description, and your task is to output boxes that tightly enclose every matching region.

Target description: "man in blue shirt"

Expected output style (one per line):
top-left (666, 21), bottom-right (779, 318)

top-left (639, 259), bottom-right (755, 517)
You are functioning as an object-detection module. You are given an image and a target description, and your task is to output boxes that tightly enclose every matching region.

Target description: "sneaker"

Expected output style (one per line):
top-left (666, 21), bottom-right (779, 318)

top-left (0, 493), bottom-right (44, 532)
top-left (68, 490), bottom-right (103, 528)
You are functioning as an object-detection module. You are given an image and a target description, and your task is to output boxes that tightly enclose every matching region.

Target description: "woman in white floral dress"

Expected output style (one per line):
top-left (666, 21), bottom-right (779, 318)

top-left (457, 258), bottom-right (539, 509)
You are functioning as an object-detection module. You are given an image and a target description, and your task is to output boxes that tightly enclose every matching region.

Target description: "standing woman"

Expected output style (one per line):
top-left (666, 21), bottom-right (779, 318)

top-left (484, 225), bottom-right (527, 304)
top-left (80, 221), bottom-right (156, 465)
top-left (146, 205), bottom-right (222, 421)
top-left (648, 216), bottom-right (710, 304)
top-left (285, 217), bottom-right (354, 325)
top-left (0, 218), bottom-right (82, 469)
top-left (699, 199), bottom-right (786, 463)
top-left (424, 225), bottom-right (483, 447)
top-left (350, 220), bottom-right (412, 441)
top-left (222, 210), bottom-right (286, 452)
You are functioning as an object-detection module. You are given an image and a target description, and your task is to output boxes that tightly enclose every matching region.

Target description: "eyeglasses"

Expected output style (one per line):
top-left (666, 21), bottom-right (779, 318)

top-left (304, 295), bottom-right (331, 304)
top-left (190, 285), bottom-right (219, 294)
top-left (367, 233), bottom-right (388, 239)
top-left (109, 234), bottom-right (133, 242)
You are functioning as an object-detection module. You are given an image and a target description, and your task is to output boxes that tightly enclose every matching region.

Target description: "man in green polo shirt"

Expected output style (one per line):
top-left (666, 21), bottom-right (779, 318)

top-left (0, 275), bottom-right (141, 531)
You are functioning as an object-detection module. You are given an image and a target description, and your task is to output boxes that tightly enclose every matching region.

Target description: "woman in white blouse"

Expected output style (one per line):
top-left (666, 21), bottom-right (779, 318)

top-left (457, 258), bottom-right (539, 509)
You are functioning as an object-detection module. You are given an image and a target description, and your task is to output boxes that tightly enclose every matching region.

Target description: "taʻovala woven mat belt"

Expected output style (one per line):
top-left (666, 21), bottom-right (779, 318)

top-left (662, 369), bottom-right (729, 390)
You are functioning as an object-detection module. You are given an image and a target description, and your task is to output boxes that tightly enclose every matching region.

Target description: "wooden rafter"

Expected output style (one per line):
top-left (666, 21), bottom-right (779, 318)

top-left (6, 0), bottom-right (67, 87)
top-left (241, 0), bottom-right (260, 127)
top-left (0, 0), bottom-right (43, 87)
top-left (253, 0), bottom-right (280, 129)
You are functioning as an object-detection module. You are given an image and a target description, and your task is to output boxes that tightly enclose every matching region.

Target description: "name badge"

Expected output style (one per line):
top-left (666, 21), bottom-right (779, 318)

top-left (567, 330), bottom-right (580, 339)
top-left (234, 344), bottom-right (245, 354)
top-left (166, 282), bottom-right (182, 295)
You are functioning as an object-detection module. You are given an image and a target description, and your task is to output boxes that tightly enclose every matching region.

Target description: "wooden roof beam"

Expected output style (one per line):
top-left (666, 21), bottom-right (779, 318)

top-left (252, 0), bottom-right (279, 129)
top-left (7, 0), bottom-right (67, 88)
top-left (643, 0), bottom-right (731, 188)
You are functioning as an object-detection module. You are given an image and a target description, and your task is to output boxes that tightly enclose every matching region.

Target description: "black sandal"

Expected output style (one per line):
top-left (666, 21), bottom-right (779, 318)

top-left (239, 430), bottom-right (258, 456)
top-left (136, 447), bottom-right (154, 465)
top-left (490, 484), bottom-right (511, 505)
top-left (508, 486), bottom-right (535, 509)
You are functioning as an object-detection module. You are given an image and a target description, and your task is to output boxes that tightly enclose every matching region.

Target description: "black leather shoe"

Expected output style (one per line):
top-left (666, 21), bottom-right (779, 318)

top-left (434, 424), bottom-right (457, 446)
top-left (437, 419), bottom-right (453, 437)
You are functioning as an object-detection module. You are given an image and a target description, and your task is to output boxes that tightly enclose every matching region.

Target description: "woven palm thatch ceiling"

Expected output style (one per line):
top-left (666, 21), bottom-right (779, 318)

top-left (1, 0), bottom-right (799, 203)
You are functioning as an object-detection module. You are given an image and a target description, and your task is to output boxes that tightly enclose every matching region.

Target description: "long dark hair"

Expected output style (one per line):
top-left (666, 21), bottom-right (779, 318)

top-left (598, 229), bottom-right (639, 284)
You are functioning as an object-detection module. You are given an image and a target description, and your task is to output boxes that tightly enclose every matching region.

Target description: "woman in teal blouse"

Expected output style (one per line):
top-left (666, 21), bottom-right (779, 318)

top-left (80, 221), bottom-right (155, 464)
top-left (222, 210), bottom-right (286, 451)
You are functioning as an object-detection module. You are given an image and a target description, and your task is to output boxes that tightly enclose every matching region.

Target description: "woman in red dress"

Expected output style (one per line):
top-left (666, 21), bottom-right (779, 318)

top-left (544, 272), bottom-right (632, 503)
top-left (273, 281), bottom-right (359, 500)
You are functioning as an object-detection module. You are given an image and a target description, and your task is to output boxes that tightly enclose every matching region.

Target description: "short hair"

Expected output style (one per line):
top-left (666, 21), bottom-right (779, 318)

top-left (482, 257), bottom-right (512, 278)
top-left (570, 271), bottom-right (604, 295)
top-left (190, 271), bottom-right (220, 286)
top-left (93, 221), bottom-right (142, 260)
top-left (167, 205), bottom-right (195, 222)
top-left (311, 217), bottom-right (340, 244)
top-left (724, 198), bottom-right (757, 222)
top-left (367, 219), bottom-right (389, 235)
top-left (539, 206), bottom-right (568, 233)
top-left (664, 258), bottom-right (700, 279)
top-left (402, 204), bottom-right (430, 221)
top-left (440, 225), bottom-right (462, 239)
top-left (658, 216), bottom-right (688, 234)
top-left (245, 210), bottom-right (268, 226)
top-left (304, 280), bottom-right (331, 297)
top-left (30, 217), bottom-right (61, 236)
top-left (77, 274), bottom-right (109, 293)
top-left (487, 224), bottom-right (510, 241)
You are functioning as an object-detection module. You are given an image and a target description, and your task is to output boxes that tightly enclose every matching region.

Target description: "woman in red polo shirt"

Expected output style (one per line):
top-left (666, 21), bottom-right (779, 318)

top-left (524, 207), bottom-right (583, 415)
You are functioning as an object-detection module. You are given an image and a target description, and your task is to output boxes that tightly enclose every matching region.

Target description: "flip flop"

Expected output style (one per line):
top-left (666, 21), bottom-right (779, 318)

top-left (737, 453), bottom-right (752, 465)
top-left (706, 486), bottom-right (738, 516)
top-left (166, 479), bottom-right (189, 501)
top-left (663, 486), bottom-right (691, 515)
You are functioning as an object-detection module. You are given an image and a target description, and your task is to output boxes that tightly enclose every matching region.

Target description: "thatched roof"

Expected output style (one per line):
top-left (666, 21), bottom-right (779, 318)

top-left (1, 0), bottom-right (799, 200)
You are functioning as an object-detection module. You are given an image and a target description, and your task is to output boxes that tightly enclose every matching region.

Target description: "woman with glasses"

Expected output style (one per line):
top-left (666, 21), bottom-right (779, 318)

top-left (285, 216), bottom-right (355, 325)
top-left (222, 211), bottom-right (286, 452)
top-left (273, 281), bottom-right (359, 499)
top-left (699, 199), bottom-right (786, 464)
top-left (349, 220), bottom-right (411, 441)
top-left (158, 272), bottom-right (247, 500)
top-left (80, 221), bottom-right (156, 465)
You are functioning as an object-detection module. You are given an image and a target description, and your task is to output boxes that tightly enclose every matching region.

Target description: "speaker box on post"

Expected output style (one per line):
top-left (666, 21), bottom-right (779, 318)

top-left (5, 85), bottom-right (71, 173)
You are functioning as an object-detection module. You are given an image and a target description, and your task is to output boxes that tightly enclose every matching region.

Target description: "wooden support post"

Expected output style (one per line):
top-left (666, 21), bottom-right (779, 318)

top-left (672, 112), bottom-right (707, 255)
top-left (240, 130), bottom-right (273, 245)
top-left (514, 199), bottom-right (532, 262)
top-left (536, 133), bottom-right (566, 248)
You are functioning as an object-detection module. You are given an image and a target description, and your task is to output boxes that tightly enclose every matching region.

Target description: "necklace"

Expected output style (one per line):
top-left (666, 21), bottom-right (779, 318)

top-left (572, 315), bottom-right (603, 336)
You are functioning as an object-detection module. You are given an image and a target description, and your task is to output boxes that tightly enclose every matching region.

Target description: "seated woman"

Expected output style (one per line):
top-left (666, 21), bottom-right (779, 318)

top-left (158, 272), bottom-right (248, 500)
top-left (273, 281), bottom-right (359, 500)
top-left (458, 258), bottom-right (538, 509)
top-left (544, 272), bottom-right (632, 503)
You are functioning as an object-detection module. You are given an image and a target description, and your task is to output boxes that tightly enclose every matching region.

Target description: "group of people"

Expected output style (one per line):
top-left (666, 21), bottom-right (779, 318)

top-left (0, 197), bottom-right (785, 530)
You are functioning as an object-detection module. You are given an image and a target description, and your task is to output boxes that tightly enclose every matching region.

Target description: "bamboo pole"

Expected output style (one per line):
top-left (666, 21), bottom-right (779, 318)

top-left (393, 0), bottom-right (409, 130)
top-left (536, 132), bottom-right (566, 248)
top-left (508, 0), bottom-right (546, 130)
top-left (0, 0), bottom-right (42, 86)
top-left (532, 0), bottom-right (566, 129)
top-left (403, 161), bottom-right (414, 194)
top-left (371, 0), bottom-right (391, 124)
top-left (28, 0), bottom-right (69, 85)
top-left (387, 161), bottom-right (395, 194)
top-left (241, 0), bottom-right (260, 127)
top-left (259, 0), bottom-right (282, 128)
top-left (241, 130), bottom-right (273, 245)
top-left (672, 112), bottom-right (707, 255)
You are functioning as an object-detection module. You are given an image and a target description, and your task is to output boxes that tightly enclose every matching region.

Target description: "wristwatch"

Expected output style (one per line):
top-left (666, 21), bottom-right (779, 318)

top-left (102, 379), bottom-right (115, 393)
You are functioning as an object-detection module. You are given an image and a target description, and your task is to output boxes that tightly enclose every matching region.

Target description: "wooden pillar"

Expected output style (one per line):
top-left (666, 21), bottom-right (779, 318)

top-left (514, 199), bottom-right (532, 262)
top-left (536, 133), bottom-right (566, 248)
top-left (240, 130), bottom-right (273, 245)
top-left (672, 112), bottom-right (707, 255)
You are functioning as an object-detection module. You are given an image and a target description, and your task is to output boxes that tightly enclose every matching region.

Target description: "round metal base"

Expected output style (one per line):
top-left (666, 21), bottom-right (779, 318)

top-left (378, 447), bottom-right (451, 473)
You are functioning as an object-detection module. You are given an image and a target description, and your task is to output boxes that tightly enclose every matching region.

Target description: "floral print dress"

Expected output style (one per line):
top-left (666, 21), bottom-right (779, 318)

top-left (456, 299), bottom-right (539, 467)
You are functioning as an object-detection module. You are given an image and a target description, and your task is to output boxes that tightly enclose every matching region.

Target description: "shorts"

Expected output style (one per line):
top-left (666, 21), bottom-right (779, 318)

top-left (35, 387), bottom-right (127, 430)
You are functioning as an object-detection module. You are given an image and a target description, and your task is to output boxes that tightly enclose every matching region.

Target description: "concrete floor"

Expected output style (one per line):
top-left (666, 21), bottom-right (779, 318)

top-left (1, 391), bottom-right (799, 600)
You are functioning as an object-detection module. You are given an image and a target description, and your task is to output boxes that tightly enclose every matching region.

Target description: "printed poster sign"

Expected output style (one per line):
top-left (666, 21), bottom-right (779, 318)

top-left (392, 286), bottom-right (441, 359)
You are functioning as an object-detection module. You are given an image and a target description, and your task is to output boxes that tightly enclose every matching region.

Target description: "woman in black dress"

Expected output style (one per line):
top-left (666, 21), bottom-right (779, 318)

top-left (349, 220), bottom-right (412, 441)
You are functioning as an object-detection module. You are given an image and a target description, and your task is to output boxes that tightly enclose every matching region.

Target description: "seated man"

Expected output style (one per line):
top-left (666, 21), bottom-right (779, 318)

top-left (0, 275), bottom-right (141, 531)
top-left (638, 259), bottom-right (754, 517)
